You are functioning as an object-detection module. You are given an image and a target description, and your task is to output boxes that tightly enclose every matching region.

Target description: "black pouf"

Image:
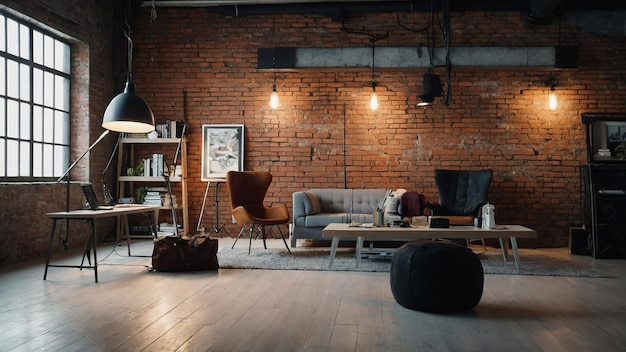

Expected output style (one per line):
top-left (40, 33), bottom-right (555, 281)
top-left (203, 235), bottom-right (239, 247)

top-left (390, 241), bottom-right (484, 313)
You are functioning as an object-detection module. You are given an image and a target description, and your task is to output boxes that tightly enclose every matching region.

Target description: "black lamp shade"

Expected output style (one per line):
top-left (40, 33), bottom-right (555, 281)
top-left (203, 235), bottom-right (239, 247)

top-left (419, 73), bottom-right (443, 103)
top-left (102, 80), bottom-right (155, 133)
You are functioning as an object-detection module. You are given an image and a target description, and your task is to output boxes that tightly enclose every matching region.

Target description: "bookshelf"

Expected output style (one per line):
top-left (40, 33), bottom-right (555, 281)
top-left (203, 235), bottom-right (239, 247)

top-left (116, 136), bottom-right (189, 236)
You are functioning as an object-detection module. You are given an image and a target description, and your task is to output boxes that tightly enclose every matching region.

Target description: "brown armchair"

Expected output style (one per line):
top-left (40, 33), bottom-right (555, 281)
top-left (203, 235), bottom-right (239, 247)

top-left (226, 171), bottom-right (291, 254)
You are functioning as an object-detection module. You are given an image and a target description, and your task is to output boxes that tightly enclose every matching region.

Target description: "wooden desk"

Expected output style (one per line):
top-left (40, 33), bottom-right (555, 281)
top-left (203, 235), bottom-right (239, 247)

top-left (322, 223), bottom-right (537, 270)
top-left (44, 204), bottom-right (160, 283)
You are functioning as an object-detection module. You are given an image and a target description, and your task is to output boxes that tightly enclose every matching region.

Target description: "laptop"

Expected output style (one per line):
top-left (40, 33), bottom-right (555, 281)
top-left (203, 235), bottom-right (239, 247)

top-left (80, 183), bottom-right (114, 210)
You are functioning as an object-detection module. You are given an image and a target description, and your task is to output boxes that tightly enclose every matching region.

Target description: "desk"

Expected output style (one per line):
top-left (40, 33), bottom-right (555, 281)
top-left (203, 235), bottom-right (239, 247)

top-left (44, 204), bottom-right (160, 283)
top-left (322, 223), bottom-right (537, 270)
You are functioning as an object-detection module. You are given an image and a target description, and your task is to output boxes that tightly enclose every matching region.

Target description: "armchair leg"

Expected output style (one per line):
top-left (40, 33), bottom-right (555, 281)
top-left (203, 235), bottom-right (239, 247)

top-left (248, 224), bottom-right (255, 255)
top-left (232, 224), bottom-right (248, 249)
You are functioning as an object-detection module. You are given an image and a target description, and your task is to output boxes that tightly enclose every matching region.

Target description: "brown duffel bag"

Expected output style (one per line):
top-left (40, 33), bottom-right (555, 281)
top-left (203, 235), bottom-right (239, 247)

top-left (151, 235), bottom-right (219, 272)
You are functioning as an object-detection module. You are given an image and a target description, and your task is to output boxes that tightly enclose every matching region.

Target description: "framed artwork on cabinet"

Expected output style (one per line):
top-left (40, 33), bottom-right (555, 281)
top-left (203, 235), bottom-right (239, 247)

top-left (201, 124), bottom-right (244, 180)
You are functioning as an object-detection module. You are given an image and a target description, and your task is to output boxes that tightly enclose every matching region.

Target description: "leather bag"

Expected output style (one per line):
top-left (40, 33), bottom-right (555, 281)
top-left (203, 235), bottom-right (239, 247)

top-left (151, 235), bottom-right (219, 272)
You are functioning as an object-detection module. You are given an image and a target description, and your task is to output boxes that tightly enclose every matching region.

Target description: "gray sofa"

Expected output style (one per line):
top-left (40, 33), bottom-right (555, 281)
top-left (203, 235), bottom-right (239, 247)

top-left (291, 188), bottom-right (402, 247)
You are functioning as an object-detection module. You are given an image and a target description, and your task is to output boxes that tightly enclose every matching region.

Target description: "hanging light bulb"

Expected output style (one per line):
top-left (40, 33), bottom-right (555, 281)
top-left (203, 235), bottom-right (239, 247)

top-left (269, 82), bottom-right (280, 109)
top-left (548, 86), bottom-right (558, 110)
top-left (369, 81), bottom-right (379, 110)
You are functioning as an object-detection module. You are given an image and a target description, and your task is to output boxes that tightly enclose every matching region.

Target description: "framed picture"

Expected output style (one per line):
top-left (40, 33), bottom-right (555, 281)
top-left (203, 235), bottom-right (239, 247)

top-left (606, 122), bottom-right (626, 159)
top-left (201, 124), bottom-right (244, 180)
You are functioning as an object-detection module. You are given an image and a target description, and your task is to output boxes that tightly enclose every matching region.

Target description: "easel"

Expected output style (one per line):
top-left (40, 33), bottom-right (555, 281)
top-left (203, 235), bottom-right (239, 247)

top-left (197, 179), bottom-right (231, 236)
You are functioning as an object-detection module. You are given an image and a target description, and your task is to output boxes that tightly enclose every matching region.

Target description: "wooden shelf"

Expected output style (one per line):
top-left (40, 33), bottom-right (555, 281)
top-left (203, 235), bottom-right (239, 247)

top-left (118, 176), bottom-right (182, 182)
top-left (121, 137), bottom-right (182, 144)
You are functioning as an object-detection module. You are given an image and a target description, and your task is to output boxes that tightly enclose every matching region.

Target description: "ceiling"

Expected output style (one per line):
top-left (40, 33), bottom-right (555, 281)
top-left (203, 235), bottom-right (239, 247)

top-left (139, 0), bottom-right (626, 36)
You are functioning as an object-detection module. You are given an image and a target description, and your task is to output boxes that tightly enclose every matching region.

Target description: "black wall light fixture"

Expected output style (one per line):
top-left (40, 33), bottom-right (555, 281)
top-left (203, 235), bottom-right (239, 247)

top-left (417, 73), bottom-right (443, 106)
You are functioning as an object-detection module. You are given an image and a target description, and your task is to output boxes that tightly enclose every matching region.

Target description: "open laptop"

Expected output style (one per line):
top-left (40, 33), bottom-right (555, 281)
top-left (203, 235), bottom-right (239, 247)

top-left (80, 183), bottom-right (114, 210)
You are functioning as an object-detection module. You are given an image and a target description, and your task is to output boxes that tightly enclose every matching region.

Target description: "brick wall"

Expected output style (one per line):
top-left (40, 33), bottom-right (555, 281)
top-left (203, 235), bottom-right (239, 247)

top-left (2, 4), bottom-right (625, 265)
top-left (130, 8), bottom-right (626, 249)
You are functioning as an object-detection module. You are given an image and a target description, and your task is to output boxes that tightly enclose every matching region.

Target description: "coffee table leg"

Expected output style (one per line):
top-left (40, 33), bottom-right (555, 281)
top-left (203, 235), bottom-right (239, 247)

top-left (355, 236), bottom-right (364, 269)
top-left (499, 238), bottom-right (509, 262)
top-left (510, 237), bottom-right (520, 270)
top-left (329, 237), bottom-right (339, 267)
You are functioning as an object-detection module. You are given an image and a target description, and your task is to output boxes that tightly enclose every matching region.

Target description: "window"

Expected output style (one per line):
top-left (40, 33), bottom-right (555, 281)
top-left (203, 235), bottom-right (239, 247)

top-left (0, 11), bottom-right (71, 181)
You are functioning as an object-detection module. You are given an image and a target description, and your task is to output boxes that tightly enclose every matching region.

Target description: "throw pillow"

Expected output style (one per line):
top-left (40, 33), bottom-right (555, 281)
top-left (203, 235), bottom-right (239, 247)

top-left (303, 191), bottom-right (322, 215)
top-left (385, 188), bottom-right (406, 214)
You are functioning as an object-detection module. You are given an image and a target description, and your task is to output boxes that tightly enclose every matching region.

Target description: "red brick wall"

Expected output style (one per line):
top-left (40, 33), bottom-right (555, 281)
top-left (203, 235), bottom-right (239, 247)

top-left (130, 8), bottom-right (626, 248)
top-left (3, 4), bottom-right (625, 265)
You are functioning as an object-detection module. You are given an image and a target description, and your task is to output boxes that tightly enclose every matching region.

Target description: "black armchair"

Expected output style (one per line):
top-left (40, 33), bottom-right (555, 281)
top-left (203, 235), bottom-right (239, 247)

top-left (425, 169), bottom-right (493, 221)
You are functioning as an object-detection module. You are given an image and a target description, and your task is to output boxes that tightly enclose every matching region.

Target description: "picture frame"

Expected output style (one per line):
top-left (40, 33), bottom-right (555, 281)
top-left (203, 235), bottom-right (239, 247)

top-left (606, 122), bottom-right (626, 159)
top-left (201, 124), bottom-right (244, 180)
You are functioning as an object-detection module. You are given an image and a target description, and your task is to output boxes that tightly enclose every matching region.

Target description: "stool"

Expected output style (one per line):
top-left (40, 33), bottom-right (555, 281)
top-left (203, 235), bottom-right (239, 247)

top-left (390, 240), bottom-right (484, 313)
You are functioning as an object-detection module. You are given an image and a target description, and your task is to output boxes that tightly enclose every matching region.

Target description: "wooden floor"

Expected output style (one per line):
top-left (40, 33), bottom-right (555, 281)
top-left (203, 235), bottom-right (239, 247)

top-left (1, 237), bottom-right (626, 352)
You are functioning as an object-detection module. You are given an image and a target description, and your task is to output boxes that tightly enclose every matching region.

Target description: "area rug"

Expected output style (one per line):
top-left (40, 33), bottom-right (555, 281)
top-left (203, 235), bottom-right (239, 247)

top-left (217, 248), bottom-right (604, 277)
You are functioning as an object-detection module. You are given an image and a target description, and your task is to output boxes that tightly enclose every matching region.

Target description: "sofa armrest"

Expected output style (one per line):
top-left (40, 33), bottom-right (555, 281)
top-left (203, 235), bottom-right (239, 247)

top-left (292, 191), bottom-right (308, 220)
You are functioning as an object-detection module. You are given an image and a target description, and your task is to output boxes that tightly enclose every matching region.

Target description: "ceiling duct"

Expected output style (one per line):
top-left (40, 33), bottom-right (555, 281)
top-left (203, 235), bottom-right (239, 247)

top-left (528, 0), bottom-right (565, 23)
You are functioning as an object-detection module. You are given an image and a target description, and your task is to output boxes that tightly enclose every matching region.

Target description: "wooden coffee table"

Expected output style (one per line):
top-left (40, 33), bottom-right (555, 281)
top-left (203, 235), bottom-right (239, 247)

top-left (322, 223), bottom-right (537, 270)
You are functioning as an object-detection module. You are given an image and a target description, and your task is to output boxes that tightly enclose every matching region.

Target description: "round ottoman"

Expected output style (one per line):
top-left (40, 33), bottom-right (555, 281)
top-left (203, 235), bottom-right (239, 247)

top-left (390, 240), bottom-right (484, 313)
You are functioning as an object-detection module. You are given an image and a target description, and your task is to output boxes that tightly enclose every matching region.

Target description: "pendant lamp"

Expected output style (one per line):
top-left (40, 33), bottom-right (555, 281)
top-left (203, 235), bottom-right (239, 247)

top-left (369, 44), bottom-right (379, 110)
top-left (102, 13), bottom-right (154, 133)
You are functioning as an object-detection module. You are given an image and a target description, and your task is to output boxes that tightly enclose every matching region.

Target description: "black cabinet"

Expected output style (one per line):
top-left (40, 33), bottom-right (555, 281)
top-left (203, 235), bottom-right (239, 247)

top-left (583, 164), bottom-right (626, 258)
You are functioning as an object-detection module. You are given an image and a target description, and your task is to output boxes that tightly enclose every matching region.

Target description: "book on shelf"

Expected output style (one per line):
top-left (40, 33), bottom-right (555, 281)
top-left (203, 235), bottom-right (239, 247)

top-left (154, 120), bottom-right (184, 139)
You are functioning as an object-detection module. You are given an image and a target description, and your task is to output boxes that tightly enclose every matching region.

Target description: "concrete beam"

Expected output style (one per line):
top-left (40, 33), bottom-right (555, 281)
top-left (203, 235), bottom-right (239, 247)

top-left (258, 46), bottom-right (577, 70)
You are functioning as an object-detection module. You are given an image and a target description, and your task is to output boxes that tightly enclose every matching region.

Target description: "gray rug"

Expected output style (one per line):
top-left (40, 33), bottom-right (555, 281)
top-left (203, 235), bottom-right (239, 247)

top-left (217, 248), bottom-right (604, 277)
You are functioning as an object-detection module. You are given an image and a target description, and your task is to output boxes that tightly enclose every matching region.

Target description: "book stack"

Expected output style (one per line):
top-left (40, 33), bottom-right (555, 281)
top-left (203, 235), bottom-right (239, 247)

top-left (159, 223), bottom-right (179, 236)
top-left (155, 120), bottom-right (184, 139)
top-left (143, 191), bottom-right (163, 206)
top-left (140, 154), bottom-right (165, 177)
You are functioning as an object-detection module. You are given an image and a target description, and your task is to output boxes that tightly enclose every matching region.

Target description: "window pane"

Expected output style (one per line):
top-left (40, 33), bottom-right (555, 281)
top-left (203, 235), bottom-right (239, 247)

top-left (19, 141), bottom-right (29, 176)
top-left (0, 98), bottom-right (5, 136)
top-left (53, 145), bottom-right (67, 177)
top-left (20, 63), bottom-right (30, 100)
top-left (33, 68), bottom-right (42, 104)
top-left (33, 142), bottom-right (42, 177)
top-left (43, 143), bottom-right (53, 177)
top-left (33, 30), bottom-right (43, 65)
top-left (6, 139), bottom-right (17, 176)
top-left (32, 106), bottom-right (42, 141)
top-left (55, 40), bottom-right (70, 73)
top-left (0, 15), bottom-right (5, 52)
top-left (6, 99), bottom-right (18, 138)
top-left (0, 139), bottom-right (4, 177)
top-left (19, 23), bottom-right (29, 59)
top-left (54, 111), bottom-right (68, 144)
top-left (6, 18), bottom-right (18, 56)
top-left (43, 35), bottom-right (54, 68)
top-left (20, 103), bottom-right (30, 139)
top-left (0, 57), bottom-right (5, 96)
top-left (43, 71), bottom-right (53, 107)
top-left (54, 75), bottom-right (68, 110)
top-left (7, 59), bottom-right (18, 98)
top-left (43, 107), bottom-right (53, 142)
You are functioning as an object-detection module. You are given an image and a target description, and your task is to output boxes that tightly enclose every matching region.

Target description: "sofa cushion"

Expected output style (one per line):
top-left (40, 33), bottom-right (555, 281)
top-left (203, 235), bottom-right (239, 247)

top-left (303, 191), bottom-right (322, 215)
top-left (305, 213), bottom-right (347, 227)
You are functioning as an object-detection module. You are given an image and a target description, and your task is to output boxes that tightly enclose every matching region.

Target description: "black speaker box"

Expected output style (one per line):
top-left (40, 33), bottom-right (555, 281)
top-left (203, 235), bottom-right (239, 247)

top-left (569, 227), bottom-right (591, 256)
top-left (555, 46), bottom-right (578, 69)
